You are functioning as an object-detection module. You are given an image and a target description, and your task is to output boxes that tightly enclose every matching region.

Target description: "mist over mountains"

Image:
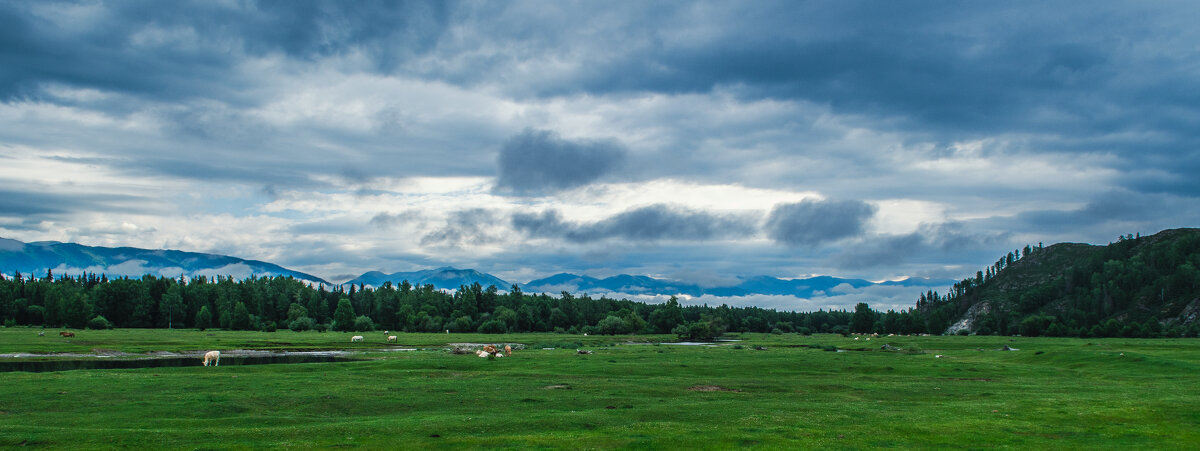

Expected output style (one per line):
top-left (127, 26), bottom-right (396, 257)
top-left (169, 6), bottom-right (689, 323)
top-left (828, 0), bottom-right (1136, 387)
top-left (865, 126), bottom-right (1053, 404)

top-left (0, 237), bottom-right (952, 302)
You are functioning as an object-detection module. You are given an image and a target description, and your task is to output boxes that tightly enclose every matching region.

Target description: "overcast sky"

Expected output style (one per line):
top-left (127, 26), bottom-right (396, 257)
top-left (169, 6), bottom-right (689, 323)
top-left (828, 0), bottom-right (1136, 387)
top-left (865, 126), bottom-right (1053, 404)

top-left (2, 1), bottom-right (1198, 309)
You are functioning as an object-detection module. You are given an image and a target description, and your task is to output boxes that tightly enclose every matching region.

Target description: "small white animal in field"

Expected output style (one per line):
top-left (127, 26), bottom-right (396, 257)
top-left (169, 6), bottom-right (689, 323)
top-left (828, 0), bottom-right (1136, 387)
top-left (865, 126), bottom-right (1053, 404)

top-left (203, 350), bottom-right (221, 366)
top-left (351, 335), bottom-right (364, 342)
top-left (477, 350), bottom-right (489, 358)
top-left (387, 336), bottom-right (398, 343)
top-left (935, 355), bottom-right (944, 358)
top-left (496, 353), bottom-right (504, 358)
top-left (854, 337), bottom-right (859, 340)
top-left (866, 337), bottom-right (871, 341)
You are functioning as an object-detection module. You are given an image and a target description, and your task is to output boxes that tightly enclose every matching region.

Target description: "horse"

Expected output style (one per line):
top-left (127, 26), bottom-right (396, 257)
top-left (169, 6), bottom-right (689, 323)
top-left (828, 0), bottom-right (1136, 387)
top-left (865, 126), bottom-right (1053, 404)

top-left (203, 350), bottom-right (221, 366)
top-left (351, 335), bottom-right (364, 342)
top-left (59, 331), bottom-right (75, 337)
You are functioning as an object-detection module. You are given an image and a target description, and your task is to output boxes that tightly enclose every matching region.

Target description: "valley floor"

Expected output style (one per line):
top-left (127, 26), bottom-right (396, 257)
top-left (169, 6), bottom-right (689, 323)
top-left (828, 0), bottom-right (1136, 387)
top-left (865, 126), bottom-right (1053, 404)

top-left (0, 329), bottom-right (1196, 449)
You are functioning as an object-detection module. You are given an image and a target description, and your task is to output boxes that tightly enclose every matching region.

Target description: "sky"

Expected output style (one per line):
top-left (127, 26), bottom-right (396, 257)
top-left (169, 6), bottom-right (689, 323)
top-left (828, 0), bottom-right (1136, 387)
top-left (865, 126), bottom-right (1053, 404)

top-left (2, 1), bottom-right (1199, 311)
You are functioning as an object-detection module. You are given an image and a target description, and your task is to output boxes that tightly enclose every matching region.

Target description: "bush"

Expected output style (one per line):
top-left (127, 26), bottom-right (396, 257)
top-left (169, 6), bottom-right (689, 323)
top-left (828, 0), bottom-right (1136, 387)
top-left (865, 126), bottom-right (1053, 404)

top-left (580, 325), bottom-right (599, 336)
top-left (260, 321), bottom-right (277, 332)
top-left (353, 315), bottom-right (374, 332)
top-left (956, 329), bottom-right (969, 336)
top-left (86, 315), bottom-right (111, 330)
top-left (315, 323), bottom-right (329, 333)
top-left (596, 316), bottom-right (628, 335)
top-left (553, 327), bottom-right (565, 334)
top-left (289, 316), bottom-right (315, 332)
top-left (477, 319), bottom-right (507, 334)
top-left (770, 328), bottom-right (783, 335)
top-left (5, 318), bottom-right (17, 328)
top-left (797, 327), bottom-right (813, 336)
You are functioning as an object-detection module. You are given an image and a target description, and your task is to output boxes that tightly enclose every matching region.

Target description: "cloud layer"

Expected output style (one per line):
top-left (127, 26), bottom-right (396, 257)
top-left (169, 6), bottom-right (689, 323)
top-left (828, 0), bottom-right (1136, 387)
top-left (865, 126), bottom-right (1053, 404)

top-left (2, 1), bottom-right (1199, 311)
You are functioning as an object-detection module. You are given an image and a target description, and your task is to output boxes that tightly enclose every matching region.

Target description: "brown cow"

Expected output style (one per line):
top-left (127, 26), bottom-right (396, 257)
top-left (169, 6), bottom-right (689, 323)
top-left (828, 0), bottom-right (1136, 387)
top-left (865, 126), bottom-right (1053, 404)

top-left (504, 345), bottom-right (512, 357)
top-left (59, 331), bottom-right (75, 337)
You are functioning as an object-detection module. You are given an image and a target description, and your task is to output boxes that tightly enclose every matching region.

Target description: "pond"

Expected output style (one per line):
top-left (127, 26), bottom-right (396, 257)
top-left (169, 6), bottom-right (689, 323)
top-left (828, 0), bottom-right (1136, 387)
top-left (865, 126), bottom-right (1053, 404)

top-left (0, 350), bottom-right (375, 373)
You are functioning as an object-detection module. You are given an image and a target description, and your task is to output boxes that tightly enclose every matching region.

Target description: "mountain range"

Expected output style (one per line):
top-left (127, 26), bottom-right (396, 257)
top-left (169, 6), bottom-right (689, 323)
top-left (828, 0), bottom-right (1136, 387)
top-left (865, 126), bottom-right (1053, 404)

top-left (0, 236), bottom-right (952, 298)
top-left (0, 237), bottom-right (330, 285)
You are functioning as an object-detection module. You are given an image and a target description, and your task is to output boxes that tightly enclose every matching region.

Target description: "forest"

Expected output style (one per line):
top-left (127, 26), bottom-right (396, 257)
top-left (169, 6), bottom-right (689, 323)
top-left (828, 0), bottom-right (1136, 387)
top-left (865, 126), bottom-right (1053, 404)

top-left (914, 228), bottom-right (1200, 338)
top-left (0, 269), bottom-right (937, 339)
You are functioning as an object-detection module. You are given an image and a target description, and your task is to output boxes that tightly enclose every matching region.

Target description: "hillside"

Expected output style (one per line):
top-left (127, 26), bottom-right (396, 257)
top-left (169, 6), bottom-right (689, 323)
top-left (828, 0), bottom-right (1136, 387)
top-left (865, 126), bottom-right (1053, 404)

top-left (919, 228), bottom-right (1200, 337)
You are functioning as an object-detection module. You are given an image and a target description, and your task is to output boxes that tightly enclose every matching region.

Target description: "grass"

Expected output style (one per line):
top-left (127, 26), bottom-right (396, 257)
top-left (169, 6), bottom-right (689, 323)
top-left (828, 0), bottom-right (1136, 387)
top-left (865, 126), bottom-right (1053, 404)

top-left (0, 328), bottom-right (1197, 449)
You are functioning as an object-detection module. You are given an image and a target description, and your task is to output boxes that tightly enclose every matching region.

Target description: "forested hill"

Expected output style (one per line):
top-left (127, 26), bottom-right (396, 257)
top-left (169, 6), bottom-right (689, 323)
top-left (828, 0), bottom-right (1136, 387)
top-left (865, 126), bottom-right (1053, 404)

top-left (916, 228), bottom-right (1200, 337)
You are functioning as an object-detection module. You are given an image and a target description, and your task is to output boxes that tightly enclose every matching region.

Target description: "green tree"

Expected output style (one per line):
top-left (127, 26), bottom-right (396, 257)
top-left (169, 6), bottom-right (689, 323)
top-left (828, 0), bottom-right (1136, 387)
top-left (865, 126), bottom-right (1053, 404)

top-left (231, 302), bottom-right (252, 331)
top-left (160, 284), bottom-right (185, 329)
top-left (850, 303), bottom-right (875, 334)
top-left (195, 305), bottom-right (213, 331)
top-left (333, 297), bottom-right (356, 332)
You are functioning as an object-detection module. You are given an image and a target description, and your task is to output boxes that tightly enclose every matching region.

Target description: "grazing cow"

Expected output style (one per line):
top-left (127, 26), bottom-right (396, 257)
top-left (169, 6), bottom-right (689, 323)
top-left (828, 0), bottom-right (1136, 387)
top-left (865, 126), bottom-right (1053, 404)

top-left (482, 345), bottom-right (498, 355)
top-left (504, 345), bottom-right (512, 357)
top-left (387, 335), bottom-right (398, 343)
top-left (203, 350), bottom-right (221, 366)
top-left (351, 335), bottom-right (364, 343)
top-left (59, 331), bottom-right (75, 337)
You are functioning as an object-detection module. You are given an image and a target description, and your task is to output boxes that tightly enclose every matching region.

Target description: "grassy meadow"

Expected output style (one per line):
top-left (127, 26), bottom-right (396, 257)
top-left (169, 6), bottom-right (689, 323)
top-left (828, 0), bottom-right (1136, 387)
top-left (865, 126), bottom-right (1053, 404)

top-left (0, 328), bottom-right (1197, 449)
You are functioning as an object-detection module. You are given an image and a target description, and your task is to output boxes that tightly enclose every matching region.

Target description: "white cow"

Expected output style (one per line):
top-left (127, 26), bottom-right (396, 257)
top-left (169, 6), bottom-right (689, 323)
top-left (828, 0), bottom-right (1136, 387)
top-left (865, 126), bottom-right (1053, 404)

top-left (351, 335), bottom-right (364, 342)
top-left (387, 335), bottom-right (398, 343)
top-left (203, 350), bottom-right (221, 367)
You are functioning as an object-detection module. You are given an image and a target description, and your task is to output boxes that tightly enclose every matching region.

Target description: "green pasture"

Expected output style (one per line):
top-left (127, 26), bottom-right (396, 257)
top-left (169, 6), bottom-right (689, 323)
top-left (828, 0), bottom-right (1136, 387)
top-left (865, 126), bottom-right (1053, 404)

top-left (0, 328), bottom-right (1197, 449)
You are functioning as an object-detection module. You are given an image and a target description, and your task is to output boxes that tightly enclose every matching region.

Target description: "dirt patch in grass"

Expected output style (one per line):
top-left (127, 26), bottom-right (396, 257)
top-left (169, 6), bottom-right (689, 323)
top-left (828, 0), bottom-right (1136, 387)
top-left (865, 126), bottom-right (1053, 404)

top-left (542, 384), bottom-right (572, 390)
top-left (688, 385), bottom-right (741, 392)
top-left (942, 378), bottom-right (994, 382)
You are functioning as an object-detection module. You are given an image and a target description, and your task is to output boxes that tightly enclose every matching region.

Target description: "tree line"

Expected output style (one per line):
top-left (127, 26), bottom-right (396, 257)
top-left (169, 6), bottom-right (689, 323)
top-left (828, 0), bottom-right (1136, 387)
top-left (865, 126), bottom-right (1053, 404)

top-left (1, 270), bottom-right (946, 338)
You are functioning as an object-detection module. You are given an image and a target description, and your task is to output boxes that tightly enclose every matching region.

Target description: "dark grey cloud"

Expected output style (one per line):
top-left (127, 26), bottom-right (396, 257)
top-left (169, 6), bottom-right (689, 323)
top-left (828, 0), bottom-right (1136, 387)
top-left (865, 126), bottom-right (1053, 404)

top-left (1018, 191), bottom-right (1172, 230)
top-left (0, 188), bottom-right (153, 218)
top-left (765, 199), bottom-right (876, 247)
top-left (421, 208), bottom-right (502, 247)
top-left (831, 222), bottom-right (1010, 270)
top-left (493, 129), bottom-right (627, 195)
top-left (513, 204), bottom-right (756, 243)
top-left (0, 1), bottom-right (450, 101)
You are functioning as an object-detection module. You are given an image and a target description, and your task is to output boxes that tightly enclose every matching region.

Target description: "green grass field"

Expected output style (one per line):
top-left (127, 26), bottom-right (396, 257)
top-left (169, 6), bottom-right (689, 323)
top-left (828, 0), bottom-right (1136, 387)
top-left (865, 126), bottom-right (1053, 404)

top-left (1, 328), bottom-right (1197, 449)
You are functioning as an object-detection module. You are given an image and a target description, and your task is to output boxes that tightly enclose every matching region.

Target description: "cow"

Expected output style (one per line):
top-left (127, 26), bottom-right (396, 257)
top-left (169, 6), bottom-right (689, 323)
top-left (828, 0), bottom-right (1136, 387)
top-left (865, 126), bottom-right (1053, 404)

top-left (59, 331), bottom-right (75, 337)
top-left (387, 336), bottom-right (398, 343)
top-left (203, 350), bottom-right (221, 366)
top-left (351, 335), bottom-right (364, 342)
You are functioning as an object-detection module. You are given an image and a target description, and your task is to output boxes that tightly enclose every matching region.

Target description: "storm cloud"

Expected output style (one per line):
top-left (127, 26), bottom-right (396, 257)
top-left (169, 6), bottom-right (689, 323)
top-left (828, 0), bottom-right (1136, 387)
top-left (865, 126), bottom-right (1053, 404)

top-left (493, 129), bottom-right (628, 195)
top-left (765, 200), bottom-right (876, 247)
top-left (513, 204), bottom-right (756, 243)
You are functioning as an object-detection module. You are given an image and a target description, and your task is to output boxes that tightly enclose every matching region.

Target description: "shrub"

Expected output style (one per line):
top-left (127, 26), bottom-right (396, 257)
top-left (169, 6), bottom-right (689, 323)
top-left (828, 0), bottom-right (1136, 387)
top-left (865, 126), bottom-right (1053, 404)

top-left (797, 327), bottom-right (813, 336)
top-left (86, 315), bottom-right (111, 330)
top-left (580, 325), bottom-right (599, 336)
top-left (596, 316), bottom-right (628, 335)
top-left (353, 315), bottom-right (374, 332)
top-left (477, 320), bottom-right (507, 334)
top-left (956, 329), bottom-right (969, 336)
top-left (289, 316), bottom-right (315, 332)
top-left (315, 323), bottom-right (329, 333)
top-left (5, 318), bottom-right (17, 328)
top-left (260, 321), bottom-right (277, 332)
top-left (770, 328), bottom-right (783, 335)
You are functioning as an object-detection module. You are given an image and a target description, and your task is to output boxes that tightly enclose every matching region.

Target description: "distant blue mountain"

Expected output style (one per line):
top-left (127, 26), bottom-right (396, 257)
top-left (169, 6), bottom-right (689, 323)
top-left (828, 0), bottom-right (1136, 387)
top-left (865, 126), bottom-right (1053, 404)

top-left (342, 267), bottom-right (509, 291)
top-left (521, 272), bottom-right (952, 298)
top-left (0, 237), bottom-right (330, 284)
